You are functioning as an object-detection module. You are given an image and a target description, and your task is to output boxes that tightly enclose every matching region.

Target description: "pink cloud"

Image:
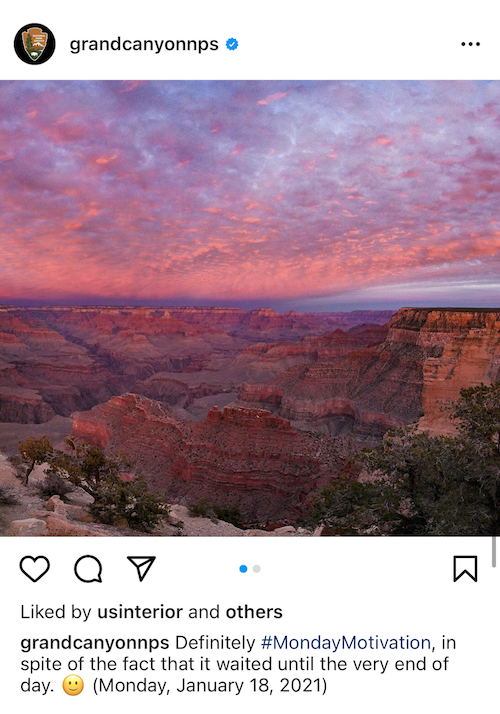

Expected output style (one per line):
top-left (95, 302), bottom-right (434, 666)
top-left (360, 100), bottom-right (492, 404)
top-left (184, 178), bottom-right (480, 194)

top-left (257, 92), bottom-right (288, 106)
top-left (120, 80), bottom-right (145, 93)
top-left (376, 136), bottom-right (393, 145)
top-left (95, 154), bottom-right (118, 165)
top-left (0, 80), bottom-right (499, 309)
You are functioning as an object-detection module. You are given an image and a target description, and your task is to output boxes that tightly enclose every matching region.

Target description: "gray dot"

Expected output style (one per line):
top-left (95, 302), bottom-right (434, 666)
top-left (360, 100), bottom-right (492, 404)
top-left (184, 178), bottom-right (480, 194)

top-left (253, 565), bottom-right (261, 573)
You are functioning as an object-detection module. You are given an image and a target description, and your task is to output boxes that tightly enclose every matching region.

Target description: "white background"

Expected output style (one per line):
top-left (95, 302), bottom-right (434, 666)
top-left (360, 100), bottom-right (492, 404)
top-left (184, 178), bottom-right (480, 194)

top-left (1, 0), bottom-right (498, 80)
top-left (1, 536), bottom-right (496, 712)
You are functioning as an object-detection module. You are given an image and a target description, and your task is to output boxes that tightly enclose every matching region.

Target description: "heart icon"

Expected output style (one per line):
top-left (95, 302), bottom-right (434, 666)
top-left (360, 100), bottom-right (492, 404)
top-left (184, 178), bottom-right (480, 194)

top-left (20, 556), bottom-right (50, 582)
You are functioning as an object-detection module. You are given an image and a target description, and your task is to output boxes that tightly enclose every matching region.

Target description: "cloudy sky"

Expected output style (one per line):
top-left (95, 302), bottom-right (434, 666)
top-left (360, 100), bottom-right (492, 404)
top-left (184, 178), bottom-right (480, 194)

top-left (1, 80), bottom-right (499, 310)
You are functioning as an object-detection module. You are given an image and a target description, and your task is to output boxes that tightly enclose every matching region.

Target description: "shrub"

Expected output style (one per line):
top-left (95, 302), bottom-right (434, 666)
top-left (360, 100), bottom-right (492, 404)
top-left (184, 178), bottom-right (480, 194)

top-left (36, 473), bottom-right (75, 501)
top-left (213, 503), bottom-right (245, 528)
top-left (187, 499), bottom-right (212, 519)
top-left (188, 499), bottom-right (245, 528)
top-left (0, 486), bottom-right (20, 506)
top-left (89, 476), bottom-right (170, 532)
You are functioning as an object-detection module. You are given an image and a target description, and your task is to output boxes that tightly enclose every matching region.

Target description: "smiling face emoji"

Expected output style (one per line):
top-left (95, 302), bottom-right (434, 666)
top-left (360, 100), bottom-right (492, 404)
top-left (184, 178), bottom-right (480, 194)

top-left (63, 675), bottom-right (84, 696)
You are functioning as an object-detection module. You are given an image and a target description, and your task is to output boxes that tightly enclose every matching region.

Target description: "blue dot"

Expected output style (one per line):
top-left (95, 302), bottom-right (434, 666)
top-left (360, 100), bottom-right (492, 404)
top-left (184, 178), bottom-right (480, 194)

top-left (239, 565), bottom-right (248, 573)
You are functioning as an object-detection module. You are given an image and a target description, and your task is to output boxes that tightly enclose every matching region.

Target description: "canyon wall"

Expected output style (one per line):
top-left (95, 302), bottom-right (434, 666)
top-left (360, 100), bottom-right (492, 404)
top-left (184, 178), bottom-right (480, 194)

top-left (393, 308), bottom-right (500, 434)
top-left (66, 307), bottom-right (500, 520)
top-left (2, 303), bottom-right (498, 448)
top-left (238, 308), bottom-right (500, 438)
top-left (71, 394), bottom-right (340, 521)
top-left (0, 306), bottom-right (391, 423)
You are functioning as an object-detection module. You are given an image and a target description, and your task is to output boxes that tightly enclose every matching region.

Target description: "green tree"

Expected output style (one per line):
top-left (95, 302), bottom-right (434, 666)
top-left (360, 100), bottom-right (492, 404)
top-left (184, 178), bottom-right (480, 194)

top-left (360, 427), bottom-right (494, 535)
top-left (308, 381), bottom-right (500, 536)
top-left (19, 436), bottom-right (169, 531)
top-left (47, 439), bottom-right (169, 531)
top-left (305, 477), bottom-right (415, 535)
top-left (18, 436), bottom-right (54, 485)
top-left (452, 381), bottom-right (500, 452)
top-left (50, 438), bottom-right (131, 501)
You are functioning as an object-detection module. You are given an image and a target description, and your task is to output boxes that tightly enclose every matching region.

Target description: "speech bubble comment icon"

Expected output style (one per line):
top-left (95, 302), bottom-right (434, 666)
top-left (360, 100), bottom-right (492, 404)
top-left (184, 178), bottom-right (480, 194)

top-left (74, 555), bottom-right (103, 583)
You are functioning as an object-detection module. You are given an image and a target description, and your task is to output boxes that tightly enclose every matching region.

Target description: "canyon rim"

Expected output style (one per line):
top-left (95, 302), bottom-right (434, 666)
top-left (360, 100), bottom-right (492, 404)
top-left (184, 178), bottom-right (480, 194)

top-left (1, 80), bottom-right (499, 535)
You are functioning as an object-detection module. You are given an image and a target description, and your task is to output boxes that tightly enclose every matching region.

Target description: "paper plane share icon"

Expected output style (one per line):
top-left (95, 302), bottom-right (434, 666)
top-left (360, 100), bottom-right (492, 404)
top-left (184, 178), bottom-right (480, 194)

top-left (127, 556), bottom-right (156, 582)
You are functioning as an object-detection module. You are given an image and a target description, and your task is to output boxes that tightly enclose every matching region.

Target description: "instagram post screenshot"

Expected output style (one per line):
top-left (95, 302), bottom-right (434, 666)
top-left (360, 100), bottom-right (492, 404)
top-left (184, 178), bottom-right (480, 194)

top-left (0, 1), bottom-right (498, 711)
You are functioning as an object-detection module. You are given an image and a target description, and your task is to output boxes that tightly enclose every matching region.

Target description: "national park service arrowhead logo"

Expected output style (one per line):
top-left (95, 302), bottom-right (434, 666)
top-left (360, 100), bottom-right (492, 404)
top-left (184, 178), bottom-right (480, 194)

top-left (14, 23), bottom-right (56, 65)
top-left (22, 27), bottom-right (48, 61)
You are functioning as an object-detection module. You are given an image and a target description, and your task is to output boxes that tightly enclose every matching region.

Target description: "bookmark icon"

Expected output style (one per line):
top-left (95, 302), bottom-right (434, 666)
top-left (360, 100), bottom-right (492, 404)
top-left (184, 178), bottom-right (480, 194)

top-left (453, 556), bottom-right (477, 582)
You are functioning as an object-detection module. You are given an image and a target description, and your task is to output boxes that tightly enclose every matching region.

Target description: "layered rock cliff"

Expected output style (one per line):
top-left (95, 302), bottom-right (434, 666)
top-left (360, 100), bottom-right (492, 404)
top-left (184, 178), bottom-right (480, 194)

top-left (166, 307), bottom-right (393, 338)
top-left (2, 305), bottom-right (498, 443)
top-left (71, 394), bottom-right (340, 521)
top-left (65, 307), bottom-right (500, 521)
top-left (0, 306), bottom-right (391, 423)
top-left (238, 308), bottom-right (500, 438)
top-left (395, 308), bottom-right (500, 434)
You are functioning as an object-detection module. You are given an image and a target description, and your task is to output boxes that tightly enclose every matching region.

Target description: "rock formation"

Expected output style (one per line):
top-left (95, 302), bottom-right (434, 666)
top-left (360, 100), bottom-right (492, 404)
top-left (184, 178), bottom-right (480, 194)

top-left (238, 308), bottom-right (500, 439)
top-left (394, 308), bottom-right (500, 434)
top-left (4, 305), bottom-right (495, 525)
top-left (0, 306), bottom-right (392, 423)
top-left (71, 394), bottom-right (340, 521)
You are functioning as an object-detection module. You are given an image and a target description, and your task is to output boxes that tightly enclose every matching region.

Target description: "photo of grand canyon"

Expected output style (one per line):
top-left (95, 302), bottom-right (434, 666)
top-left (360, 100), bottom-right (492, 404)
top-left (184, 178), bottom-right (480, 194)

top-left (1, 80), bottom-right (499, 537)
